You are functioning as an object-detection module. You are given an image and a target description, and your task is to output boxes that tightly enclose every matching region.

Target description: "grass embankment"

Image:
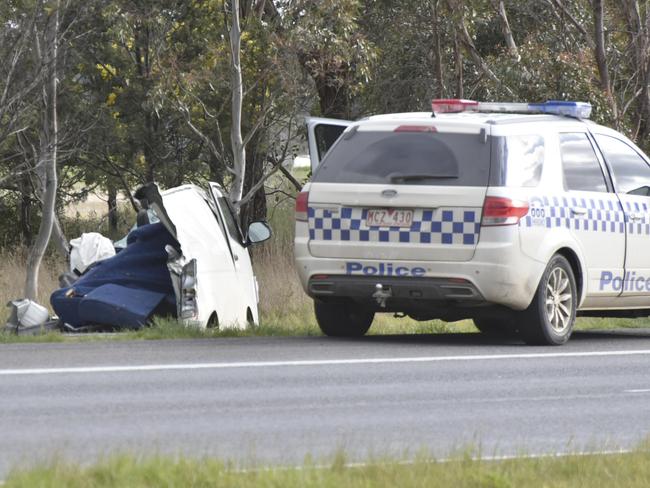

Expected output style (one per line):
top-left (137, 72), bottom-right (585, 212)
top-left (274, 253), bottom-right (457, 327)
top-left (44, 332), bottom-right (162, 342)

top-left (5, 449), bottom-right (650, 487)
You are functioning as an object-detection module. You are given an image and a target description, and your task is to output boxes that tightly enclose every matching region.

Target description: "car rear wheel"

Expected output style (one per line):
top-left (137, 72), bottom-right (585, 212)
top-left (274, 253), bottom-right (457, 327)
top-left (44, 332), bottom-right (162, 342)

top-left (519, 254), bottom-right (577, 346)
top-left (314, 300), bottom-right (374, 337)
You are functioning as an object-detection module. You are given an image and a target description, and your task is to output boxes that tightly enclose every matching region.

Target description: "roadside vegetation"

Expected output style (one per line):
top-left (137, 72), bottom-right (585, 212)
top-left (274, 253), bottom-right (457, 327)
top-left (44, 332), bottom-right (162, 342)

top-left (2, 171), bottom-right (650, 342)
top-left (5, 447), bottom-right (650, 488)
top-left (2, 195), bottom-right (649, 343)
top-left (2, 149), bottom-right (650, 342)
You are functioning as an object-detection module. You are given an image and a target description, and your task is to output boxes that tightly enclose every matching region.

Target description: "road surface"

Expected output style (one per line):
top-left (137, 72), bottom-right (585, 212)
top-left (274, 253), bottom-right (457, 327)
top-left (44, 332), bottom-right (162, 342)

top-left (2, 329), bottom-right (650, 476)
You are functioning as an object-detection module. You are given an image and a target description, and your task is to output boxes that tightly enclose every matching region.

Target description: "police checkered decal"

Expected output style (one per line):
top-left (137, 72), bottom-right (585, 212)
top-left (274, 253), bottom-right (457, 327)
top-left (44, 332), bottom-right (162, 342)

top-left (623, 200), bottom-right (650, 235)
top-left (308, 207), bottom-right (480, 245)
top-left (524, 196), bottom-right (649, 235)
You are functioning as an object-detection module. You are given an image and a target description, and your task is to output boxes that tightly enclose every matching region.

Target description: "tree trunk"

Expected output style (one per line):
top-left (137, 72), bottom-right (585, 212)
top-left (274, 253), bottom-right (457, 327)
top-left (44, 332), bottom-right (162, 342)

top-left (51, 215), bottom-right (69, 258)
top-left (240, 147), bottom-right (267, 229)
top-left (446, 0), bottom-right (513, 96)
top-left (432, 0), bottom-right (445, 98)
top-left (25, 1), bottom-right (59, 301)
top-left (619, 0), bottom-right (650, 139)
top-left (108, 185), bottom-right (118, 234)
top-left (549, 0), bottom-right (595, 48)
top-left (229, 0), bottom-right (246, 204)
top-left (454, 30), bottom-right (463, 98)
top-left (18, 173), bottom-right (32, 245)
top-left (491, 0), bottom-right (519, 59)
top-left (592, 0), bottom-right (618, 121)
top-left (315, 75), bottom-right (349, 119)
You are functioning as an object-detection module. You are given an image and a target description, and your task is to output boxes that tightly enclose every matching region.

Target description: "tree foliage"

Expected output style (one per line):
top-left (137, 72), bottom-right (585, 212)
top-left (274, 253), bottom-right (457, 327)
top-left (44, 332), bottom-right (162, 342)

top-left (1, 0), bottom-right (650, 253)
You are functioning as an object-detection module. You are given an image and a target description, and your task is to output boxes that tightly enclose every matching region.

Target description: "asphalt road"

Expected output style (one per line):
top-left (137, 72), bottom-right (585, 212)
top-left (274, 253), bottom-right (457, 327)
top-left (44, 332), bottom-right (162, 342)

top-left (2, 329), bottom-right (650, 476)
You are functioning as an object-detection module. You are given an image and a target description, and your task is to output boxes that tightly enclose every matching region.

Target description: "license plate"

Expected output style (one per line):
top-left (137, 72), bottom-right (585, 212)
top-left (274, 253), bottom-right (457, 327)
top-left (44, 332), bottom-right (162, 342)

top-left (366, 209), bottom-right (414, 228)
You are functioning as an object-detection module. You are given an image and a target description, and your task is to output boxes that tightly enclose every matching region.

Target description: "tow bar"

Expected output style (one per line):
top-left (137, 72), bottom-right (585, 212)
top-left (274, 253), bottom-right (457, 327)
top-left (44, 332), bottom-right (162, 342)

top-left (373, 283), bottom-right (392, 308)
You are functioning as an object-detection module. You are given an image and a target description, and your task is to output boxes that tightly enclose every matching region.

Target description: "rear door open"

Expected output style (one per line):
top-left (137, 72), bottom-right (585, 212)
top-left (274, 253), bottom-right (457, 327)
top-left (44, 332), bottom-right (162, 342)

top-left (306, 121), bottom-right (491, 262)
top-left (306, 117), bottom-right (353, 172)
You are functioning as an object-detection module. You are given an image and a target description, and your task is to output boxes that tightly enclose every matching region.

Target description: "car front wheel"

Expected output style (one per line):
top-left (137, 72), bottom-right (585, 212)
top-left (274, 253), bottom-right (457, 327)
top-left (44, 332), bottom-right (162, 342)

top-left (314, 300), bottom-right (374, 337)
top-left (519, 254), bottom-right (577, 346)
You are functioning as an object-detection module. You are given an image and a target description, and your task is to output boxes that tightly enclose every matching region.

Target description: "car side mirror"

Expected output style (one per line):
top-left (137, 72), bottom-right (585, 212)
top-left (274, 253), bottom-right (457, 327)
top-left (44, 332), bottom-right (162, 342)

top-left (246, 221), bottom-right (272, 246)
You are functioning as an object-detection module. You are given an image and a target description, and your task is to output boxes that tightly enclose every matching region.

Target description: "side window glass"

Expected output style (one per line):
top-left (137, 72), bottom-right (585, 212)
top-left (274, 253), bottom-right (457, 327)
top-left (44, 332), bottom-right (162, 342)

top-left (504, 135), bottom-right (544, 187)
top-left (560, 133), bottom-right (608, 192)
top-left (217, 196), bottom-right (244, 244)
top-left (595, 134), bottom-right (650, 196)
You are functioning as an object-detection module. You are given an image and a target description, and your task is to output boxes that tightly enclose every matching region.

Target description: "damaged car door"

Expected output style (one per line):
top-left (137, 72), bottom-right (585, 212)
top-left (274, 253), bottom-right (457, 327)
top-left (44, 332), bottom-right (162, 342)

top-left (156, 184), bottom-right (246, 327)
top-left (208, 183), bottom-right (261, 325)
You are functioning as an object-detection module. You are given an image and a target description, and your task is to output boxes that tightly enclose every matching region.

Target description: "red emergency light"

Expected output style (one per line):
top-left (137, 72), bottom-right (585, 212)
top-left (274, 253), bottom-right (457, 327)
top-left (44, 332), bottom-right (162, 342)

top-left (431, 99), bottom-right (479, 113)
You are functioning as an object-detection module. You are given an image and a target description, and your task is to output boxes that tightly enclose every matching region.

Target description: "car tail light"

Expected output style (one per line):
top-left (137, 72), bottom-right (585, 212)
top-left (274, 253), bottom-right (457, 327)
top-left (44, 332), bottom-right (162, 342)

top-left (180, 258), bottom-right (198, 320)
top-left (295, 191), bottom-right (309, 222)
top-left (482, 196), bottom-right (529, 226)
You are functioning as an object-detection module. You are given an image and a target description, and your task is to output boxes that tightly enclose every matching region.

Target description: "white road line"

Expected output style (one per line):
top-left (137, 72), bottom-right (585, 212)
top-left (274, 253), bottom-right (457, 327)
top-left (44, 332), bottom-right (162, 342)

top-left (237, 448), bottom-right (636, 473)
top-left (2, 348), bottom-right (650, 376)
top-left (625, 389), bottom-right (650, 393)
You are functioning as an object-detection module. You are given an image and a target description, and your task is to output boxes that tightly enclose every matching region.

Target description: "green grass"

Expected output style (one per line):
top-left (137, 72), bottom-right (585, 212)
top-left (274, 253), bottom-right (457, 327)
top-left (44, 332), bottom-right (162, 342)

top-left (5, 447), bottom-right (650, 487)
top-left (3, 314), bottom-right (650, 344)
top-left (575, 316), bottom-right (650, 330)
top-left (0, 315), bottom-right (478, 343)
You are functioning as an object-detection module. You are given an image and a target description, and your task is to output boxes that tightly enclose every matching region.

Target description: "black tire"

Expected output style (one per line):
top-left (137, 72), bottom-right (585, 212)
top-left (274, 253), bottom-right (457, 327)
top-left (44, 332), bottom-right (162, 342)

top-left (519, 254), bottom-right (577, 346)
top-left (473, 316), bottom-right (518, 338)
top-left (314, 300), bottom-right (374, 337)
top-left (246, 308), bottom-right (255, 326)
top-left (207, 312), bottom-right (219, 329)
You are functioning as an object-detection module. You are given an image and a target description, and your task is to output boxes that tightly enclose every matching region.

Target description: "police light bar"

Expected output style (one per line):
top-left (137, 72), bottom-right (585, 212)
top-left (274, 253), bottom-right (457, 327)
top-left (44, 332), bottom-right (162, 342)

top-left (431, 99), bottom-right (592, 119)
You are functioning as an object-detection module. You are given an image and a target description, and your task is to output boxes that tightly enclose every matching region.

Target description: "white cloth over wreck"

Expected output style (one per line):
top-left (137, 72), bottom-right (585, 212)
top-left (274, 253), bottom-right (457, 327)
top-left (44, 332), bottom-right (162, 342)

top-left (69, 232), bottom-right (115, 274)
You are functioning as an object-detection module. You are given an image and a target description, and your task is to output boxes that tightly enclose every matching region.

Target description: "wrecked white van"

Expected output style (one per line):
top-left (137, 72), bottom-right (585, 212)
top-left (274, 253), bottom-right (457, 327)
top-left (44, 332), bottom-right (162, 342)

top-left (135, 182), bottom-right (271, 328)
top-left (51, 182), bottom-right (270, 330)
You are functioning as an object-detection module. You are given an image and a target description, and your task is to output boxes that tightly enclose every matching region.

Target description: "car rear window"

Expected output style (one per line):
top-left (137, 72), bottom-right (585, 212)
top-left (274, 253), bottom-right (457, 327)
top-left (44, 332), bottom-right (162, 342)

top-left (312, 131), bottom-right (491, 186)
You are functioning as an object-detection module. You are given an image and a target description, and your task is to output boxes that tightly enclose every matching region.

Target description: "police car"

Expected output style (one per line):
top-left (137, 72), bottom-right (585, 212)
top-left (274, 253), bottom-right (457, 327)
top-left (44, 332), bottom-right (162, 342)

top-left (294, 99), bottom-right (650, 345)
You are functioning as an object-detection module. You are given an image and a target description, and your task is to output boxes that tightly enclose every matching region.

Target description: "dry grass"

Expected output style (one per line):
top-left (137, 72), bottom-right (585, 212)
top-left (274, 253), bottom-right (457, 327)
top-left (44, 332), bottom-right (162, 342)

top-left (253, 204), bottom-right (315, 327)
top-left (63, 192), bottom-right (130, 219)
top-left (0, 250), bottom-right (61, 324)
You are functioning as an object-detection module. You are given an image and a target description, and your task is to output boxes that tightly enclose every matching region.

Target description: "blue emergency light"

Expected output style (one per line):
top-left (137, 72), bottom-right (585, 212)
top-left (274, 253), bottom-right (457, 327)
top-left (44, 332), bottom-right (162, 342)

top-left (431, 99), bottom-right (592, 119)
top-left (527, 100), bottom-right (592, 119)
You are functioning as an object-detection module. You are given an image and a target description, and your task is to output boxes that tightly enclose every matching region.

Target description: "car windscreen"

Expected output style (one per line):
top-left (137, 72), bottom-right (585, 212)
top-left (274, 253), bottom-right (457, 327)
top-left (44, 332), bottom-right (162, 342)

top-left (312, 130), bottom-right (491, 186)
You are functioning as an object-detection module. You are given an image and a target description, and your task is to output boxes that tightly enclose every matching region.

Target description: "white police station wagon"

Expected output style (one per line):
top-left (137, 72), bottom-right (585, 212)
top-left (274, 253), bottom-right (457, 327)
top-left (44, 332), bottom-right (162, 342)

top-left (294, 99), bottom-right (650, 345)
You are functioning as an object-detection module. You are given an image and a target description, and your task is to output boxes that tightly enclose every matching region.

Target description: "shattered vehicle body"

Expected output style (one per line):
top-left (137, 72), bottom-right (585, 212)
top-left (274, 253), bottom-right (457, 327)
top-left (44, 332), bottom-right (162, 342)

top-left (51, 182), bottom-right (271, 330)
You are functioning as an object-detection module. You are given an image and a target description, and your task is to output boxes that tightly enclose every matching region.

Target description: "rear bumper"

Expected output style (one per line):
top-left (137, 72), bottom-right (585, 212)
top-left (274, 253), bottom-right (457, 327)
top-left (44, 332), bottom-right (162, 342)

top-left (310, 275), bottom-right (483, 301)
top-left (308, 275), bottom-right (488, 320)
top-left (295, 225), bottom-right (546, 311)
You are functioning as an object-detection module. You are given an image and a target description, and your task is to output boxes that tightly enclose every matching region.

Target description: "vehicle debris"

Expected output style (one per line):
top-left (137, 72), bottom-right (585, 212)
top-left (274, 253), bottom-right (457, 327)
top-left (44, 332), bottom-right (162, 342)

top-left (4, 299), bottom-right (59, 335)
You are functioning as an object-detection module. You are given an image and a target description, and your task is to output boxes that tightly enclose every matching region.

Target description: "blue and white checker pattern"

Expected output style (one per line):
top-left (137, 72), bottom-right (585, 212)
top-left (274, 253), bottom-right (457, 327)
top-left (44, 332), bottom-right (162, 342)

top-left (308, 207), bottom-right (480, 245)
top-left (524, 196), bottom-right (650, 235)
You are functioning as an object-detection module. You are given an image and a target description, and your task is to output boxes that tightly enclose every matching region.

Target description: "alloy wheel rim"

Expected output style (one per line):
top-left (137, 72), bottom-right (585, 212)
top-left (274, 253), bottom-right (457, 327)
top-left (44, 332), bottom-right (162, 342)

top-left (545, 267), bottom-right (573, 334)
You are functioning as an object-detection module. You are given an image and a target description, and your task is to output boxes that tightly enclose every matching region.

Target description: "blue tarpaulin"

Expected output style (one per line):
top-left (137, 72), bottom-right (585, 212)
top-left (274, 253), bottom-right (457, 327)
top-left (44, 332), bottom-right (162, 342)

top-left (51, 223), bottom-right (179, 329)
